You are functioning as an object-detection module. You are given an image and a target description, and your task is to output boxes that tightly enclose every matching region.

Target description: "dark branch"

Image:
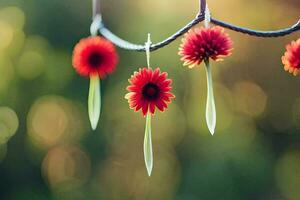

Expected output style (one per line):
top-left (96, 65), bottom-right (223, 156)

top-left (99, 14), bottom-right (204, 52)
top-left (95, 0), bottom-right (300, 52)
top-left (211, 18), bottom-right (300, 37)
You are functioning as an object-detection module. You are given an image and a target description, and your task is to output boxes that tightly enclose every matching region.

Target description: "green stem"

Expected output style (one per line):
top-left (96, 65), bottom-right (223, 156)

top-left (144, 113), bottom-right (153, 176)
top-left (88, 75), bottom-right (101, 130)
top-left (204, 59), bottom-right (216, 135)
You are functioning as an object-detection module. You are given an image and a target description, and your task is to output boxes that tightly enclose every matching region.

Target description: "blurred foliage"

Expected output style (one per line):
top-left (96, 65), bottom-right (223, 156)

top-left (0, 0), bottom-right (299, 199)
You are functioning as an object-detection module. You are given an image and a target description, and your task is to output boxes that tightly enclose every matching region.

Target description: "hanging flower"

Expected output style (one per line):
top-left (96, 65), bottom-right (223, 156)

top-left (178, 26), bottom-right (233, 68)
top-left (282, 39), bottom-right (300, 76)
top-left (125, 68), bottom-right (175, 116)
top-left (72, 36), bottom-right (118, 78)
top-left (178, 26), bottom-right (233, 135)
top-left (72, 36), bottom-right (118, 130)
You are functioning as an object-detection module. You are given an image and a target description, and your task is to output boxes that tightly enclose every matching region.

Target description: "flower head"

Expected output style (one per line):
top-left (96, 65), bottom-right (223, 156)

top-left (125, 68), bottom-right (175, 116)
top-left (72, 36), bottom-right (118, 78)
top-left (179, 26), bottom-right (233, 68)
top-left (282, 39), bottom-right (300, 76)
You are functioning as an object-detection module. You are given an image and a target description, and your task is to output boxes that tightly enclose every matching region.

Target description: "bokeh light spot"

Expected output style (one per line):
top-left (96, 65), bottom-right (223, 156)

top-left (42, 145), bottom-right (91, 191)
top-left (0, 107), bottom-right (19, 145)
top-left (17, 50), bottom-right (45, 80)
top-left (0, 21), bottom-right (14, 50)
top-left (0, 7), bottom-right (25, 30)
top-left (233, 81), bottom-right (267, 118)
top-left (27, 96), bottom-right (86, 149)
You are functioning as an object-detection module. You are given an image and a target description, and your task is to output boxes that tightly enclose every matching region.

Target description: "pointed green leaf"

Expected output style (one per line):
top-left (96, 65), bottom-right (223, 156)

top-left (144, 113), bottom-right (153, 176)
top-left (204, 59), bottom-right (216, 135)
top-left (88, 76), bottom-right (101, 130)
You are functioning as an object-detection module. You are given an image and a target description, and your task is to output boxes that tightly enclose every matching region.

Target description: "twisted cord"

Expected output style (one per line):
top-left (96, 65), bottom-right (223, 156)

top-left (211, 18), bottom-right (300, 37)
top-left (98, 14), bottom-right (204, 52)
top-left (94, 0), bottom-right (300, 52)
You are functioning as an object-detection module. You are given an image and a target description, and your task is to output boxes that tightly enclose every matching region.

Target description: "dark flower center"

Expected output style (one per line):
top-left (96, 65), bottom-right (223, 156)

top-left (142, 83), bottom-right (160, 100)
top-left (88, 52), bottom-right (102, 68)
top-left (204, 43), bottom-right (217, 57)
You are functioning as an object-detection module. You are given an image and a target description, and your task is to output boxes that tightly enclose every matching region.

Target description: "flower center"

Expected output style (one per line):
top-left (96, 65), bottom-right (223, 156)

top-left (142, 83), bottom-right (160, 100)
top-left (204, 43), bottom-right (216, 58)
top-left (88, 52), bottom-right (102, 68)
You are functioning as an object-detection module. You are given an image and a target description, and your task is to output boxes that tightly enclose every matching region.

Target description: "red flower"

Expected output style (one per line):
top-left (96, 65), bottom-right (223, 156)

top-left (72, 36), bottom-right (118, 78)
top-left (282, 39), bottom-right (300, 76)
top-left (179, 26), bottom-right (233, 68)
top-left (125, 68), bottom-right (175, 116)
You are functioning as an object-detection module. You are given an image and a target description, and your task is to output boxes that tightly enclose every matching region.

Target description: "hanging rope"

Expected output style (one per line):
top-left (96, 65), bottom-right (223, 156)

top-left (92, 0), bottom-right (300, 52)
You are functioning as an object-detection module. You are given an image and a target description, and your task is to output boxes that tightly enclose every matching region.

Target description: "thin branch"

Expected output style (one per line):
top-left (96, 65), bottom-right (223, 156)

top-left (200, 0), bottom-right (206, 15)
top-left (211, 18), bottom-right (300, 38)
top-left (98, 14), bottom-right (204, 52)
top-left (94, 0), bottom-right (300, 52)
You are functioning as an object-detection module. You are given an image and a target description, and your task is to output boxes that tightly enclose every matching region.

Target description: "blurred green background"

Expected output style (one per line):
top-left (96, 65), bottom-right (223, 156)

top-left (0, 0), bottom-right (299, 199)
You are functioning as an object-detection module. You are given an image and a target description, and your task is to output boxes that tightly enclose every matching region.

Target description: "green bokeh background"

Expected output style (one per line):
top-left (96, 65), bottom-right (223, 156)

top-left (0, 0), bottom-right (299, 199)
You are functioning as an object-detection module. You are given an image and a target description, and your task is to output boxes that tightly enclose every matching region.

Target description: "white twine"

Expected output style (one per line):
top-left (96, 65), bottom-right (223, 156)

top-left (204, 4), bottom-right (211, 28)
top-left (145, 33), bottom-right (152, 68)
